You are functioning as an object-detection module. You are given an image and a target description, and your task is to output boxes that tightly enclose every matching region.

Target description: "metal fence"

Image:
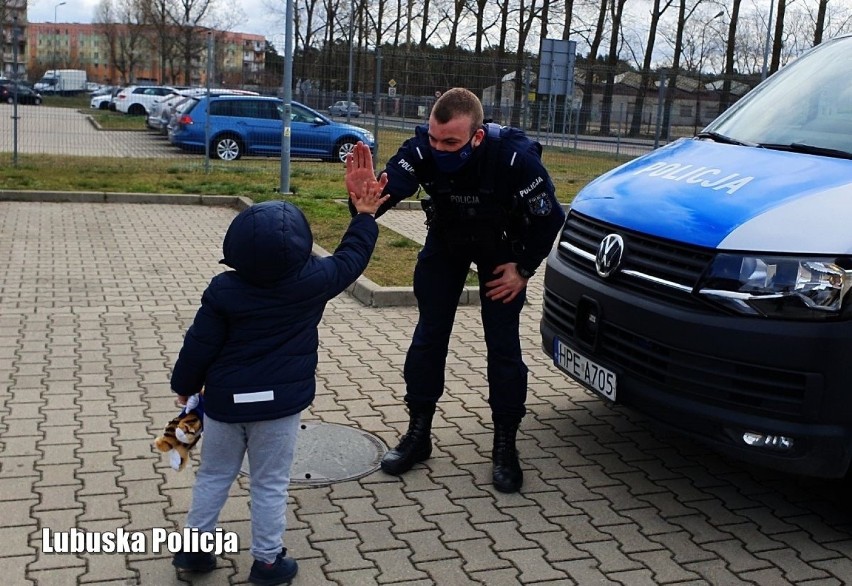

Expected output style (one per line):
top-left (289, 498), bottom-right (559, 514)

top-left (0, 51), bottom-right (757, 184)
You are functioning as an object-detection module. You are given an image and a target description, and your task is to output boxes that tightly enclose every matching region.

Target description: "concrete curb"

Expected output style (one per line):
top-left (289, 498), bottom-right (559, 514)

top-left (0, 190), bottom-right (479, 308)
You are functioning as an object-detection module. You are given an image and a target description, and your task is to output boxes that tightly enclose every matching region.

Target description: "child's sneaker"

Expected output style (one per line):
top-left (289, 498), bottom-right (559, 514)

top-left (248, 549), bottom-right (298, 585)
top-left (172, 551), bottom-right (216, 572)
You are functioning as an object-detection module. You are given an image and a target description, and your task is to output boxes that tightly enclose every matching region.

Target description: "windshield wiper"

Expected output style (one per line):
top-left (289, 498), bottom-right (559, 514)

top-left (759, 142), bottom-right (852, 160)
top-left (695, 131), bottom-right (760, 148)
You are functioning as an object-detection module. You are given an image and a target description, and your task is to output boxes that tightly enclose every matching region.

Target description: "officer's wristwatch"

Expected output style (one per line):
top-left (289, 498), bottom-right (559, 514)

top-left (516, 265), bottom-right (535, 279)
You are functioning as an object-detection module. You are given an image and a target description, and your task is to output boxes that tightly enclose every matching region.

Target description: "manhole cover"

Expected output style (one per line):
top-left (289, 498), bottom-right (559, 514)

top-left (240, 422), bottom-right (387, 485)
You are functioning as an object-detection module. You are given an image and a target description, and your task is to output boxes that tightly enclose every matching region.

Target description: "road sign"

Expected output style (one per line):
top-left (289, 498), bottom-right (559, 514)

top-left (388, 79), bottom-right (397, 87)
top-left (538, 38), bottom-right (577, 97)
top-left (388, 87), bottom-right (396, 97)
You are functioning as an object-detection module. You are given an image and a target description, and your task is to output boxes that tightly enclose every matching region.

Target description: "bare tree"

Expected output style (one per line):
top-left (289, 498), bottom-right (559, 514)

top-left (769, 0), bottom-right (787, 74)
top-left (562, 0), bottom-right (575, 40)
top-left (661, 0), bottom-right (706, 139)
top-left (718, 0), bottom-right (742, 114)
top-left (598, 0), bottom-right (627, 135)
top-left (628, 0), bottom-right (673, 136)
top-left (510, 0), bottom-right (542, 127)
top-left (807, 0), bottom-right (852, 44)
top-left (735, 9), bottom-right (769, 75)
top-left (168, 0), bottom-right (216, 85)
top-left (139, 0), bottom-right (179, 84)
top-left (814, 0), bottom-right (828, 44)
top-left (578, 0), bottom-right (609, 133)
top-left (94, 0), bottom-right (149, 84)
top-left (418, 0), bottom-right (431, 48)
top-left (447, 0), bottom-right (469, 47)
top-left (473, 0), bottom-right (489, 54)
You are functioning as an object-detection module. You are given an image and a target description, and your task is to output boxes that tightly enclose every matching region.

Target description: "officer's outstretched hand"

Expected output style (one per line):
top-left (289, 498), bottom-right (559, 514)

top-left (485, 263), bottom-right (528, 304)
top-left (346, 141), bottom-right (386, 202)
top-left (347, 142), bottom-right (389, 216)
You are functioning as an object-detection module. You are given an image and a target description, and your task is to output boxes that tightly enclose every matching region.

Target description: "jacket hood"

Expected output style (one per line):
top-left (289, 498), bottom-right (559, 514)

top-left (220, 201), bottom-right (313, 283)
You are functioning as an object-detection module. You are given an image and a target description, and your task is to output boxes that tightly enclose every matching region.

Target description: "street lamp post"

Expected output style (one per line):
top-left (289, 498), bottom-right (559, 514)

top-left (279, 0), bottom-right (294, 195)
top-left (53, 1), bottom-right (67, 76)
top-left (761, 0), bottom-right (775, 80)
top-left (346, 0), bottom-right (354, 124)
top-left (12, 15), bottom-right (21, 166)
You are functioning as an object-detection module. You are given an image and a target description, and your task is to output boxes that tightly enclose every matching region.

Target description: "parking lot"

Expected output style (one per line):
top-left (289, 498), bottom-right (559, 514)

top-left (0, 103), bottom-right (654, 161)
top-left (0, 104), bottom-right (186, 158)
top-left (2, 195), bottom-right (852, 585)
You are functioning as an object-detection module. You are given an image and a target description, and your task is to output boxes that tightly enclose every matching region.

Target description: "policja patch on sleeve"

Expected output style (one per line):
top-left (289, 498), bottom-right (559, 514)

top-left (527, 192), bottom-right (553, 216)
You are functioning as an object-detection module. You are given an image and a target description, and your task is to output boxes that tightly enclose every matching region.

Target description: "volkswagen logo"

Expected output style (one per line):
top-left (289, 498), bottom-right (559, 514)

top-left (595, 234), bottom-right (624, 278)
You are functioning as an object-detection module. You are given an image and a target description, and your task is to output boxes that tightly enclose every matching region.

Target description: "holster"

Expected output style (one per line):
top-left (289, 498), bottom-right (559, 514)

top-left (420, 196), bottom-right (437, 228)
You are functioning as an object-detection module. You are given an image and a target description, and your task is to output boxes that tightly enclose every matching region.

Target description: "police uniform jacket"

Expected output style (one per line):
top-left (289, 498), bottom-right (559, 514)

top-left (378, 123), bottom-right (565, 275)
top-left (170, 201), bottom-right (379, 423)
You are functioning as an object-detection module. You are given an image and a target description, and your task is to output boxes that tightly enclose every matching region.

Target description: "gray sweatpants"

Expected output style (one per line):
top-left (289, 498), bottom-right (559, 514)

top-left (185, 414), bottom-right (301, 563)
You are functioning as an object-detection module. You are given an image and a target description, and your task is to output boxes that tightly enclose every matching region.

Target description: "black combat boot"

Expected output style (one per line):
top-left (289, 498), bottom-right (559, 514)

top-left (381, 403), bottom-right (435, 475)
top-left (492, 422), bottom-right (523, 493)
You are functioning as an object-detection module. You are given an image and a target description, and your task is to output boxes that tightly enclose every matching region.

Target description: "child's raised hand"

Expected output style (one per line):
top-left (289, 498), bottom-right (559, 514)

top-left (350, 173), bottom-right (390, 216)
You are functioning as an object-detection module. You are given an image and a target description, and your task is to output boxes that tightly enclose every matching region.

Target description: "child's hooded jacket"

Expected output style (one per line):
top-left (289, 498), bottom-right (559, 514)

top-left (170, 200), bottom-right (378, 422)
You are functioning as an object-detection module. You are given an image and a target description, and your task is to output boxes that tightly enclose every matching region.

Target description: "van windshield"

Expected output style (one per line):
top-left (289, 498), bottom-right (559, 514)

top-left (704, 35), bottom-right (852, 155)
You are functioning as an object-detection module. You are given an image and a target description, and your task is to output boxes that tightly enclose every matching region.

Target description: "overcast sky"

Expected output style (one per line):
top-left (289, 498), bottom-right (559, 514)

top-left (27, 0), bottom-right (276, 39)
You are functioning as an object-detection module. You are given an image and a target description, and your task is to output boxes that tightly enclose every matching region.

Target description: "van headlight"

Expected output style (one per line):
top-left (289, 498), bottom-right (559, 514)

top-left (697, 254), bottom-right (852, 319)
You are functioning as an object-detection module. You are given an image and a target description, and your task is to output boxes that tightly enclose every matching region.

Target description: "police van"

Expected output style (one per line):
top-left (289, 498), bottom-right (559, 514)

top-left (541, 35), bottom-right (852, 478)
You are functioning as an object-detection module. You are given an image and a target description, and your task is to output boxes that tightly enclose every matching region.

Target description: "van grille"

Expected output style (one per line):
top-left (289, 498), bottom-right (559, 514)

top-left (558, 211), bottom-right (715, 307)
top-left (542, 292), bottom-right (814, 419)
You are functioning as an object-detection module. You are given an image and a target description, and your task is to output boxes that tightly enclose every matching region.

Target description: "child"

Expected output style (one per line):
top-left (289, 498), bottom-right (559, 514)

top-left (170, 142), bottom-right (388, 585)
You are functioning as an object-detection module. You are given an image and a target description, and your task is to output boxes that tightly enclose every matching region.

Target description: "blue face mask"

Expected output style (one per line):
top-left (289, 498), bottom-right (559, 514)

top-left (432, 140), bottom-right (474, 173)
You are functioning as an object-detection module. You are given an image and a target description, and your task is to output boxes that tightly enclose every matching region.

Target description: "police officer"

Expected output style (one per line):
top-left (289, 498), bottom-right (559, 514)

top-left (346, 88), bottom-right (564, 493)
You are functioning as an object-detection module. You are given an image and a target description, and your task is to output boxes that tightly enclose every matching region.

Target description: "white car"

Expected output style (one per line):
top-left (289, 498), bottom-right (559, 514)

top-left (114, 85), bottom-right (179, 116)
top-left (90, 86), bottom-right (119, 110)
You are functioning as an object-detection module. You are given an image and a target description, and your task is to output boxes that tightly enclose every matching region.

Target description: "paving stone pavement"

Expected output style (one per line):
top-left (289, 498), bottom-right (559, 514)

top-left (2, 198), bottom-right (852, 586)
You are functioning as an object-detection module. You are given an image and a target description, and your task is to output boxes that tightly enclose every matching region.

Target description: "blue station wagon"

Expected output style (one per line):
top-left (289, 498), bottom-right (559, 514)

top-left (168, 96), bottom-right (376, 162)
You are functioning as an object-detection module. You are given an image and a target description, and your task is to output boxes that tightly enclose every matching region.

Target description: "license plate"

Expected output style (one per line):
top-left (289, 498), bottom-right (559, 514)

top-left (553, 338), bottom-right (617, 401)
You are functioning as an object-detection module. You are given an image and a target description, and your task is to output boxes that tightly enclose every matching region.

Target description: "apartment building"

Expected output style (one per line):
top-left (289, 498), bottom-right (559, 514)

top-left (1, 0), bottom-right (27, 79)
top-left (13, 20), bottom-right (265, 86)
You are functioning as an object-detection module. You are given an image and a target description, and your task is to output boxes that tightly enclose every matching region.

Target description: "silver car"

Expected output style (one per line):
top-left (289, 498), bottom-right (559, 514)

top-left (150, 88), bottom-right (259, 135)
top-left (328, 100), bottom-right (361, 117)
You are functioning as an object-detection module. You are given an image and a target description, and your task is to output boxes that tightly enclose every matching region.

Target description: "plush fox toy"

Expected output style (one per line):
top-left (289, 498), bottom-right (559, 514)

top-left (153, 394), bottom-right (204, 471)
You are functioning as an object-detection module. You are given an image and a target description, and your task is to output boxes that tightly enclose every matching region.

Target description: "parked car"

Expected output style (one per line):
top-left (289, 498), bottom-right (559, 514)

top-left (540, 34), bottom-right (852, 478)
top-left (90, 86), bottom-right (121, 110)
top-left (148, 88), bottom-right (259, 134)
top-left (1, 84), bottom-right (43, 105)
top-left (114, 85), bottom-right (179, 116)
top-left (165, 96), bottom-right (198, 137)
top-left (147, 94), bottom-right (187, 132)
top-left (169, 96), bottom-right (375, 162)
top-left (327, 100), bottom-right (361, 117)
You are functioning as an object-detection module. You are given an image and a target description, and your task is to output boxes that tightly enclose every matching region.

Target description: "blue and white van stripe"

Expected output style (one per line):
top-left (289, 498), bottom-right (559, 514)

top-left (571, 139), bottom-right (852, 250)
